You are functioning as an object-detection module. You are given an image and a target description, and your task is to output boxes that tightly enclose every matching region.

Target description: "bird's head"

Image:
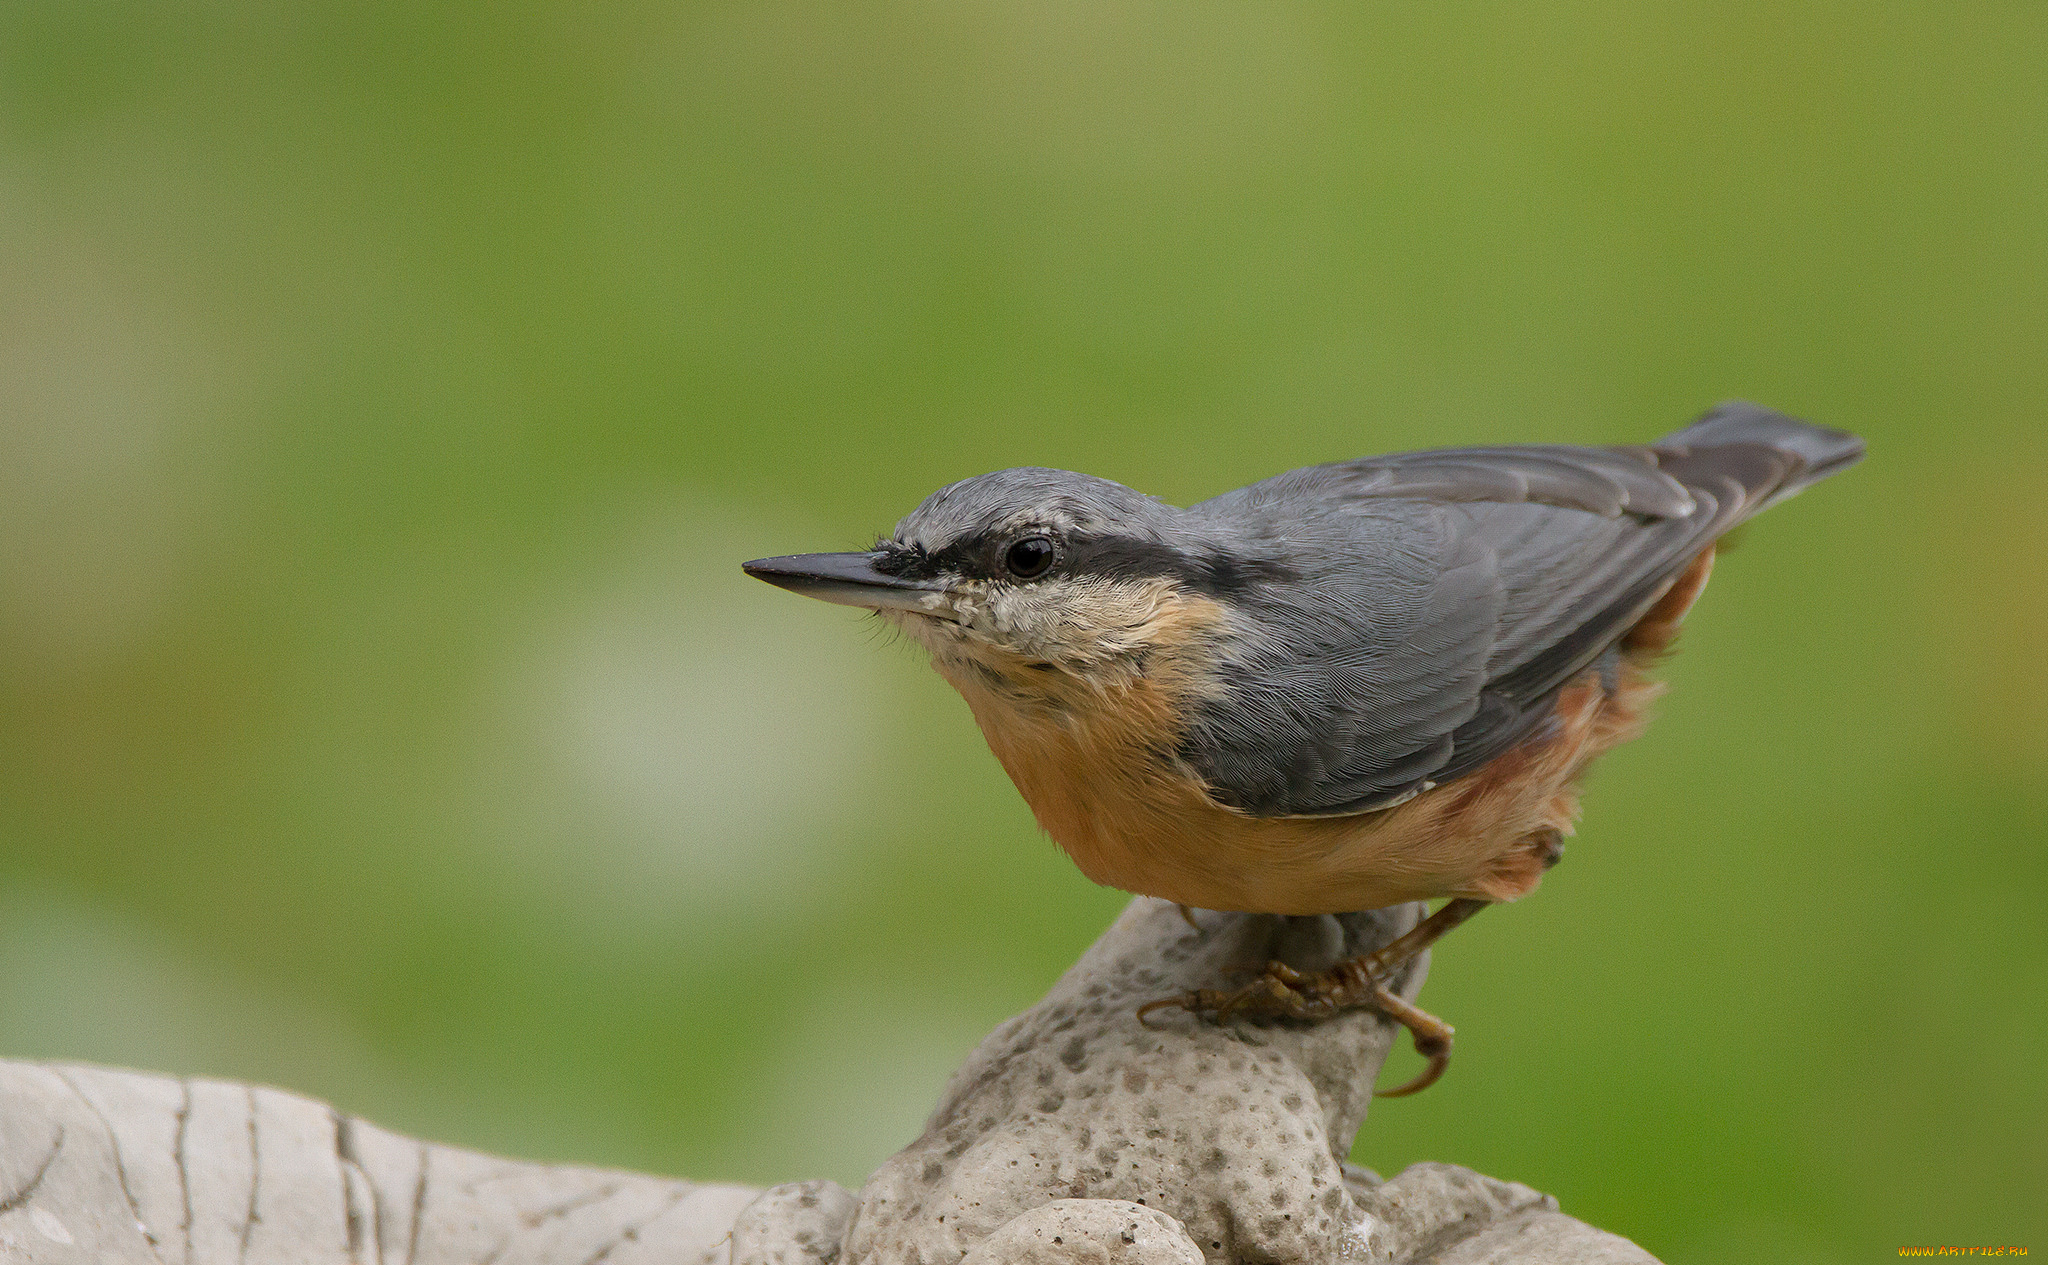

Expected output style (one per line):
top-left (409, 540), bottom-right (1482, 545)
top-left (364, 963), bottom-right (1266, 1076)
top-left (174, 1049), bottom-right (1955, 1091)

top-left (744, 469), bottom-right (1241, 702)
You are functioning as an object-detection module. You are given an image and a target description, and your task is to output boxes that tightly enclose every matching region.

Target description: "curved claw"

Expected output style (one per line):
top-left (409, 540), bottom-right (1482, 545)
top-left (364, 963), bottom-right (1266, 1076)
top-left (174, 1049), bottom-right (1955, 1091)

top-left (1369, 989), bottom-right (1454, 1097)
top-left (1374, 1046), bottom-right (1451, 1097)
top-left (1136, 993), bottom-right (1204, 1029)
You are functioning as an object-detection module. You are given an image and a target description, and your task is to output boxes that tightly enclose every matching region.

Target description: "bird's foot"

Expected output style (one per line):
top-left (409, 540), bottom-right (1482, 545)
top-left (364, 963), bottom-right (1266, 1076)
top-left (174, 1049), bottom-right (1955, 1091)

top-left (1137, 956), bottom-right (1359, 1024)
top-left (1136, 898), bottom-right (1492, 1096)
top-left (1137, 957), bottom-right (1452, 1095)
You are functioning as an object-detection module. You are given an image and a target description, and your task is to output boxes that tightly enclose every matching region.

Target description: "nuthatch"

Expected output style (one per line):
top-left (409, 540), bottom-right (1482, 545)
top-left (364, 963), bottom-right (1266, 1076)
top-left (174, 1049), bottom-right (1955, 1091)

top-left (744, 402), bottom-right (1862, 1094)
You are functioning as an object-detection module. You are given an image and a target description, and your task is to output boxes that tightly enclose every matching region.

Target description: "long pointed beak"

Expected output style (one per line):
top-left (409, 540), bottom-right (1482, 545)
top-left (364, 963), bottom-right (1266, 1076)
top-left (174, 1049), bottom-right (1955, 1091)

top-left (741, 551), bottom-right (956, 617)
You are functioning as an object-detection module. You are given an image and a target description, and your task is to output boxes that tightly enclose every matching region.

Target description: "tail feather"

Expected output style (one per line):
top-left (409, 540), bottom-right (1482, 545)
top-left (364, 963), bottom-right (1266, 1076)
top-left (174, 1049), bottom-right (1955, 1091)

top-left (1652, 400), bottom-right (1865, 517)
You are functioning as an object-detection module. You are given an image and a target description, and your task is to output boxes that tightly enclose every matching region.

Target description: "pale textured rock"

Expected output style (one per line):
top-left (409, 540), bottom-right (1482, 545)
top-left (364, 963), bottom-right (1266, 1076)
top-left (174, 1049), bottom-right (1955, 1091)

top-left (841, 899), bottom-right (1426, 1265)
top-left (1341, 1162), bottom-right (1649, 1263)
top-left (732, 1179), bottom-right (859, 1265)
top-left (0, 1059), bottom-right (755, 1265)
top-left (960, 1199), bottom-right (1205, 1265)
top-left (0, 897), bottom-right (1659, 1264)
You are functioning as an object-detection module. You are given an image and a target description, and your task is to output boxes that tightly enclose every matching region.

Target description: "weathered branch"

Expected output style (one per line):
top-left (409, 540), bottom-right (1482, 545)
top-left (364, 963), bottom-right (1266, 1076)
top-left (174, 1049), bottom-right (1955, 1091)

top-left (0, 898), bottom-right (1658, 1263)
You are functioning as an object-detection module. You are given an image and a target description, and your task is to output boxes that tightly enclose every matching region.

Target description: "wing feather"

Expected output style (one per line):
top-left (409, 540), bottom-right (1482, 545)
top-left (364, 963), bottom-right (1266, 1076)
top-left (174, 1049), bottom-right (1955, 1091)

top-left (1179, 405), bottom-right (1861, 818)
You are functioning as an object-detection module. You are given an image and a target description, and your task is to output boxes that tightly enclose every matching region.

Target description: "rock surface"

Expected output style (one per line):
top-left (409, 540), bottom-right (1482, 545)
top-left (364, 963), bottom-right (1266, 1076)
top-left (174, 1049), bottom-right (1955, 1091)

top-left (841, 899), bottom-right (1424, 1264)
top-left (959, 1200), bottom-right (1205, 1265)
top-left (0, 898), bottom-right (1658, 1263)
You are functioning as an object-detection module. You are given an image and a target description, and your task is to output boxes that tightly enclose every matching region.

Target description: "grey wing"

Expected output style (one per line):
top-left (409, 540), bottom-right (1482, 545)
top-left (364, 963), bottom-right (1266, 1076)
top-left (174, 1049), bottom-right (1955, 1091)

top-left (1183, 403), bottom-right (1861, 818)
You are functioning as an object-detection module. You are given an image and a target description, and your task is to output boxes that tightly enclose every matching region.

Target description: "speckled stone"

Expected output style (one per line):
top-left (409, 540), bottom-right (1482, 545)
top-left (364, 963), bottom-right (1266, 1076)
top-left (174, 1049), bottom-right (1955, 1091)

top-left (1345, 1163), bottom-right (1656, 1264)
top-left (732, 1179), bottom-right (859, 1264)
top-left (960, 1199), bottom-right (1204, 1265)
top-left (839, 898), bottom-right (1428, 1265)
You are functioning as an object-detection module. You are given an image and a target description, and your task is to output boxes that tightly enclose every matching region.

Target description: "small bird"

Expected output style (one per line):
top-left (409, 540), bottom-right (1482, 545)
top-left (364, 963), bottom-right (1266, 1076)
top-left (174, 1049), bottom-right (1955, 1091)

top-left (744, 402), bottom-right (1861, 1093)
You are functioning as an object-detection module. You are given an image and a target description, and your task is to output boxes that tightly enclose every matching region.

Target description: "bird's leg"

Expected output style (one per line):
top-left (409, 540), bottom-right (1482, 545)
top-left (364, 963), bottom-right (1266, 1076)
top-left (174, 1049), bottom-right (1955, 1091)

top-left (1136, 897), bottom-right (1494, 1096)
top-left (1351, 896), bottom-right (1491, 981)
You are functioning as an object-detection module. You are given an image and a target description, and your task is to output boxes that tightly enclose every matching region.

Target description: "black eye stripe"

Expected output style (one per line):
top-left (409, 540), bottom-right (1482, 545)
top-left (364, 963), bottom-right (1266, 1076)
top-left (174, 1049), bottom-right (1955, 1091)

top-left (877, 532), bottom-right (1296, 593)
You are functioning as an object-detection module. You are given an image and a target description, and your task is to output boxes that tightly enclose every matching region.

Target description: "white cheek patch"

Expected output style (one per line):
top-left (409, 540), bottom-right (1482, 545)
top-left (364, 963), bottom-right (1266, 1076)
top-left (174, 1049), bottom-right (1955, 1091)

top-left (891, 575), bottom-right (1213, 684)
top-left (981, 582), bottom-right (1086, 653)
top-left (983, 588), bottom-right (1034, 637)
top-left (880, 588), bottom-right (996, 665)
top-left (985, 578), bottom-right (1180, 662)
top-left (950, 591), bottom-right (992, 629)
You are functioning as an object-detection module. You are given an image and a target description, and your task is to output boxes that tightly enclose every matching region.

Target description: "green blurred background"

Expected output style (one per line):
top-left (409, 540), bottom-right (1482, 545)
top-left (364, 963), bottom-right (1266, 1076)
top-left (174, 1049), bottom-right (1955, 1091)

top-left (1, 2), bottom-right (2042, 1259)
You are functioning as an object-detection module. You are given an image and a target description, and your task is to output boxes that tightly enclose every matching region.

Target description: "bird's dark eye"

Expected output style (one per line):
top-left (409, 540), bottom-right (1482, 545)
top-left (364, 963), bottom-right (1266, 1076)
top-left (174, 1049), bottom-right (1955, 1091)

top-left (1003, 536), bottom-right (1055, 579)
